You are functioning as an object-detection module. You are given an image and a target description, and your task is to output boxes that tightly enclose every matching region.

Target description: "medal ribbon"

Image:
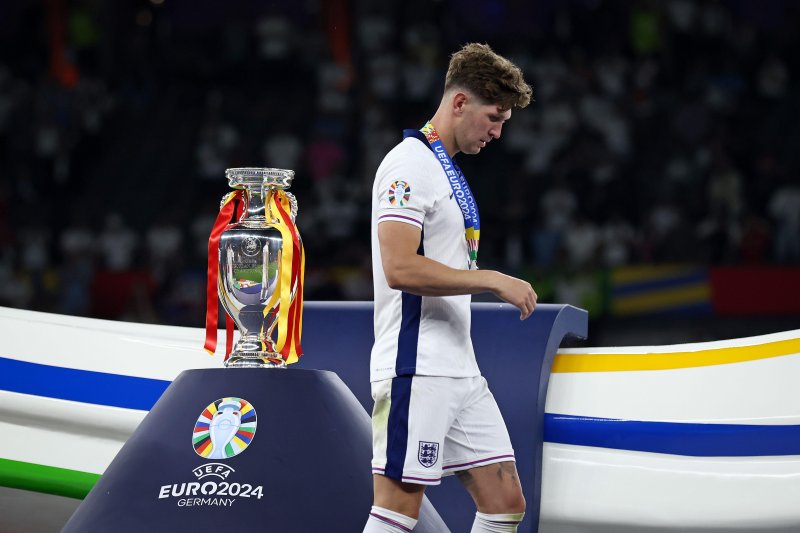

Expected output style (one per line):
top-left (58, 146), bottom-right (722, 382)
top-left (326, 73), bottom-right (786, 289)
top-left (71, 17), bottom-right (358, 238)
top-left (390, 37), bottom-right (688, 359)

top-left (403, 122), bottom-right (480, 268)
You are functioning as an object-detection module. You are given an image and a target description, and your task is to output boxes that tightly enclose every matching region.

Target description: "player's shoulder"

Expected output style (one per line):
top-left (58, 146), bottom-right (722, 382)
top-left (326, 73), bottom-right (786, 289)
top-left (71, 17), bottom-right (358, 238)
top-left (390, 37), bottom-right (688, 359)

top-left (377, 137), bottom-right (437, 185)
top-left (379, 137), bottom-right (435, 170)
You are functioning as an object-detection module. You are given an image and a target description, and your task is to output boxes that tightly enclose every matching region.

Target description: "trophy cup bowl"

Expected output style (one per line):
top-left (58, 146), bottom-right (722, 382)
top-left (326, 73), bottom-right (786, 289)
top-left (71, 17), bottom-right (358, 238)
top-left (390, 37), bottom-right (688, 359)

top-left (218, 167), bottom-right (300, 368)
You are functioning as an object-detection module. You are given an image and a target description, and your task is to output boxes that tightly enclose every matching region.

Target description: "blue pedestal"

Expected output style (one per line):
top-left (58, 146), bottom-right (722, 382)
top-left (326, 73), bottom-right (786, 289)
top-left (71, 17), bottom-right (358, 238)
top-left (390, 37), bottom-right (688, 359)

top-left (62, 368), bottom-right (448, 533)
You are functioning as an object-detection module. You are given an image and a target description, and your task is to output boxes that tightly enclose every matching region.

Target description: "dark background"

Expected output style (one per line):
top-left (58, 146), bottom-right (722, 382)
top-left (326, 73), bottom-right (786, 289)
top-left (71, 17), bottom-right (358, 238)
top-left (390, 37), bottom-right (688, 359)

top-left (1, 0), bottom-right (798, 345)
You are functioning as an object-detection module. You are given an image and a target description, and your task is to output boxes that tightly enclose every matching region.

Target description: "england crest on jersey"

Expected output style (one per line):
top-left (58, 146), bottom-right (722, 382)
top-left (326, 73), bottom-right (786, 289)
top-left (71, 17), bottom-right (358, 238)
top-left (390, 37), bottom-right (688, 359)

top-left (418, 441), bottom-right (439, 468)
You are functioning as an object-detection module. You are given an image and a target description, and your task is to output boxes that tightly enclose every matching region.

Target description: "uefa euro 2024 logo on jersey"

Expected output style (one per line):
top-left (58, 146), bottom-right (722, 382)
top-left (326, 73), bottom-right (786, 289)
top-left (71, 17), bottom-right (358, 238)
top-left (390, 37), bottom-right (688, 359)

top-left (388, 180), bottom-right (411, 206)
top-left (193, 397), bottom-right (257, 459)
top-left (418, 441), bottom-right (439, 468)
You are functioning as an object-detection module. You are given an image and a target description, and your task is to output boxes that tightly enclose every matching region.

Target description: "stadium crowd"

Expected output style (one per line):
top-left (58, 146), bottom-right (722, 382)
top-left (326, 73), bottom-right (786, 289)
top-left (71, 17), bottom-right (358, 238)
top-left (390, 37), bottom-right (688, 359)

top-left (0, 0), bottom-right (798, 327)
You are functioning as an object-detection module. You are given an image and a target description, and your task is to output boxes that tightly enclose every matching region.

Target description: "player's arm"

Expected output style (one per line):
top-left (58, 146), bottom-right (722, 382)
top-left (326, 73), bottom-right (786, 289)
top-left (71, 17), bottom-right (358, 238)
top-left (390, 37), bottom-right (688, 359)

top-left (378, 221), bottom-right (537, 319)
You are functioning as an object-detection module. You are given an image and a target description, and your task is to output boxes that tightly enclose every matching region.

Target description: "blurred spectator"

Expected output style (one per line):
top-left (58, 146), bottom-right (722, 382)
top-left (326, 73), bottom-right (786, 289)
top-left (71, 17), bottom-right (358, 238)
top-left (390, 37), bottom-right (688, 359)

top-left (578, 88), bottom-right (631, 157)
top-left (262, 133), bottom-right (303, 171)
top-left (359, 106), bottom-right (399, 189)
top-left (20, 225), bottom-right (52, 282)
top-left (707, 155), bottom-right (744, 218)
top-left (768, 176), bottom-right (800, 262)
top-left (0, 183), bottom-right (13, 249)
top-left (255, 17), bottom-right (293, 61)
top-left (57, 212), bottom-right (95, 315)
top-left (118, 281), bottom-right (159, 324)
top-left (145, 213), bottom-right (184, 281)
top-left (532, 176), bottom-right (577, 267)
top-left (0, 264), bottom-right (33, 310)
top-left (756, 55), bottom-right (789, 100)
top-left (630, 2), bottom-right (664, 57)
top-left (305, 130), bottom-right (345, 184)
top-left (697, 207), bottom-right (739, 264)
top-left (59, 214), bottom-right (95, 260)
top-left (562, 215), bottom-right (600, 269)
top-left (401, 23), bottom-right (440, 103)
top-left (313, 177), bottom-right (360, 240)
top-left (600, 213), bottom-right (636, 267)
top-left (190, 208), bottom-right (217, 263)
top-left (317, 61), bottom-right (351, 113)
top-left (97, 213), bottom-right (139, 271)
top-left (739, 212), bottom-right (771, 264)
top-left (664, 0), bottom-right (697, 34)
top-left (196, 91), bottom-right (240, 181)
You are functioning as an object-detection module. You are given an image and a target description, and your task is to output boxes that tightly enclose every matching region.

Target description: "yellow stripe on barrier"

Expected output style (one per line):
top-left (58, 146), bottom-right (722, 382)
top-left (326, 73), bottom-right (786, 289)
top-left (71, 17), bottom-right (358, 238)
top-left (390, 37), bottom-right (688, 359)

top-left (612, 283), bottom-right (711, 315)
top-left (552, 338), bottom-right (800, 373)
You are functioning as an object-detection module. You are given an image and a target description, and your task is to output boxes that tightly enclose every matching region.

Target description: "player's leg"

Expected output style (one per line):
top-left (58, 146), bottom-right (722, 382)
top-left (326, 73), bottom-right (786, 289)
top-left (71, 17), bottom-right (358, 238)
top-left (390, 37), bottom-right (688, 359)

top-left (455, 461), bottom-right (525, 513)
top-left (365, 376), bottom-right (454, 532)
top-left (363, 475), bottom-right (425, 531)
top-left (457, 461), bottom-right (525, 532)
top-left (470, 511), bottom-right (526, 533)
top-left (444, 377), bottom-right (525, 532)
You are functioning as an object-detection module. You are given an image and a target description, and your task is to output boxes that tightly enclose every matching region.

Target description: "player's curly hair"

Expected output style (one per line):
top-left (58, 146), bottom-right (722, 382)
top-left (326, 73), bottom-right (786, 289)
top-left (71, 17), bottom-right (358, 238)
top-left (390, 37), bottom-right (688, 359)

top-left (445, 43), bottom-right (532, 110)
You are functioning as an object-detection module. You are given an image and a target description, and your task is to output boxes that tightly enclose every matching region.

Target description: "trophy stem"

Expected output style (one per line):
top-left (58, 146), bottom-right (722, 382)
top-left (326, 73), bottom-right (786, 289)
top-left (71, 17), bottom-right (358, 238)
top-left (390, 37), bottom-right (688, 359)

top-left (224, 335), bottom-right (287, 369)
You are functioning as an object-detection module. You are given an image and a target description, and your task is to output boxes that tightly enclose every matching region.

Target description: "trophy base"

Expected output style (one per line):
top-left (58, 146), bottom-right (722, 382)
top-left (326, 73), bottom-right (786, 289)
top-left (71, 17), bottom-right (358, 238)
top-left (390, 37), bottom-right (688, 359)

top-left (225, 338), bottom-right (286, 368)
top-left (225, 352), bottom-right (286, 369)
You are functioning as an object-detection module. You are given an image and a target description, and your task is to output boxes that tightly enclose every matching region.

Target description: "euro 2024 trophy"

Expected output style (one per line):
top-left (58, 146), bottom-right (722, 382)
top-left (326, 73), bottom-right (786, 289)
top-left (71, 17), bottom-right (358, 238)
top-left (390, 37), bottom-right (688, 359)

top-left (204, 167), bottom-right (304, 368)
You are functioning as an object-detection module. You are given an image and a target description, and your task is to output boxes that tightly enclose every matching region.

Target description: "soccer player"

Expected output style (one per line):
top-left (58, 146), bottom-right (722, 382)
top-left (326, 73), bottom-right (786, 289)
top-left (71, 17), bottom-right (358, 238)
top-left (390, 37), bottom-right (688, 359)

top-left (364, 43), bottom-right (536, 533)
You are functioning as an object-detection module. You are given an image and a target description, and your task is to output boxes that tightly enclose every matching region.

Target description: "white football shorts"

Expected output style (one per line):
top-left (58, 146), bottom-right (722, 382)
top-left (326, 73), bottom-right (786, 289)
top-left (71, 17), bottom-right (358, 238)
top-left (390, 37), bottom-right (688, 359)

top-left (370, 375), bottom-right (515, 485)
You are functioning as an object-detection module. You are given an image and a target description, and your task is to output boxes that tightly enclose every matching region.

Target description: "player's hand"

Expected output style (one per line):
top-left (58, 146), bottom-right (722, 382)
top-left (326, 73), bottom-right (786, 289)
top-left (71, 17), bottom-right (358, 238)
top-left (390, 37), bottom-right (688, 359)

top-left (491, 272), bottom-right (537, 320)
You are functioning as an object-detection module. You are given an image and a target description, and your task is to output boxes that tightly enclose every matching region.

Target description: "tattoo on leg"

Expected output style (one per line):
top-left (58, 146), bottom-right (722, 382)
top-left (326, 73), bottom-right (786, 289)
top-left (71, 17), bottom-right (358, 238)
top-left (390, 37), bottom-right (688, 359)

top-left (456, 470), bottom-right (474, 487)
top-left (500, 462), bottom-right (520, 485)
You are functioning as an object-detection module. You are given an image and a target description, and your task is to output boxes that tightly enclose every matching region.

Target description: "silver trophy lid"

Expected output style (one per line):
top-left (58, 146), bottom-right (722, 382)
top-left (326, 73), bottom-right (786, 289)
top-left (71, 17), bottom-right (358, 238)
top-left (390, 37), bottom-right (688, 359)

top-left (225, 168), bottom-right (295, 189)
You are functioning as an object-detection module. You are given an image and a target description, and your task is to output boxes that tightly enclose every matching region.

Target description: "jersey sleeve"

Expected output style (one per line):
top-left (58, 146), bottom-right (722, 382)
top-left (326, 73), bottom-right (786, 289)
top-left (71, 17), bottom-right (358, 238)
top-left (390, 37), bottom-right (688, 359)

top-left (374, 149), bottom-right (435, 230)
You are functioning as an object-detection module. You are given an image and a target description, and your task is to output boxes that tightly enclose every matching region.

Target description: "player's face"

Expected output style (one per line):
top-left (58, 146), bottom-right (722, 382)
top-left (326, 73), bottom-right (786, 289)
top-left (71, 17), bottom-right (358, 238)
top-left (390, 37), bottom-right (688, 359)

top-left (456, 100), bottom-right (511, 155)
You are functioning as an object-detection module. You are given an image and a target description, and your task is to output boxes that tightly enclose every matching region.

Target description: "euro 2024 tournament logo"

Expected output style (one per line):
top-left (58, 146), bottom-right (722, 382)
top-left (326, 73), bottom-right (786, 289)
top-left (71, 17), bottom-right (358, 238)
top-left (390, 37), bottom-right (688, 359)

top-left (157, 397), bottom-right (263, 507)
top-left (193, 397), bottom-right (257, 459)
top-left (388, 180), bottom-right (411, 206)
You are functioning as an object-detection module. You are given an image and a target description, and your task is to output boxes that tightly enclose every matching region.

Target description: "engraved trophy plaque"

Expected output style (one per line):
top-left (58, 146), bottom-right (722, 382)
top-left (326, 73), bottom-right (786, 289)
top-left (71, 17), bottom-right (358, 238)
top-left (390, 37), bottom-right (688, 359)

top-left (205, 167), bottom-right (305, 368)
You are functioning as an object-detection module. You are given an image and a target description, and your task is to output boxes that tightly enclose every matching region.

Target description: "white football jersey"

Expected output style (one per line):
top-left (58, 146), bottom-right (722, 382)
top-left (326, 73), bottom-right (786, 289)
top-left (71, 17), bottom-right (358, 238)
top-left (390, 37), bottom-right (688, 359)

top-left (370, 136), bottom-right (480, 382)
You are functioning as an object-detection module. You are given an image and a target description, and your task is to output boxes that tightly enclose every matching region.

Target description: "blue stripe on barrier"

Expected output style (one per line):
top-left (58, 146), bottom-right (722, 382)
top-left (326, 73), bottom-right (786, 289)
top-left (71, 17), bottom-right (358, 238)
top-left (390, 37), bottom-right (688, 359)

top-left (613, 271), bottom-right (708, 296)
top-left (0, 356), bottom-right (169, 411)
top-left (5, 356), bottom-right (800, 457)
top-left (544, 413), bottom-right (800, 457)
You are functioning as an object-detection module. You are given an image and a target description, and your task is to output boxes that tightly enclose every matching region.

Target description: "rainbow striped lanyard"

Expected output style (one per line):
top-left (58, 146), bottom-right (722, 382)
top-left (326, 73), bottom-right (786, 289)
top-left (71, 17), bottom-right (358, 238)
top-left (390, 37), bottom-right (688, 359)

top-left (403, 122), bottom-right (481, 270)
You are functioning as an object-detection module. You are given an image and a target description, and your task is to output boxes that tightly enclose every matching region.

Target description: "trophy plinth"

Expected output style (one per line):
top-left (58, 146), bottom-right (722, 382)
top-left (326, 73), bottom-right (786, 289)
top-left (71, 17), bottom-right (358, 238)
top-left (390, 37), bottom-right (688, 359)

top-left (61, 369), bottom-right (450, 532)
top-left (215, 167), bottom-right (302, 368)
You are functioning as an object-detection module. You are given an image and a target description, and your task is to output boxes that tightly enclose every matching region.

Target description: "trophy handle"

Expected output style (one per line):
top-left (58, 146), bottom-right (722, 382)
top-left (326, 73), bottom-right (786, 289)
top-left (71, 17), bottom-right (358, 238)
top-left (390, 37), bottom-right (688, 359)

top-left (285, 192), bottom-right (298, 220)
